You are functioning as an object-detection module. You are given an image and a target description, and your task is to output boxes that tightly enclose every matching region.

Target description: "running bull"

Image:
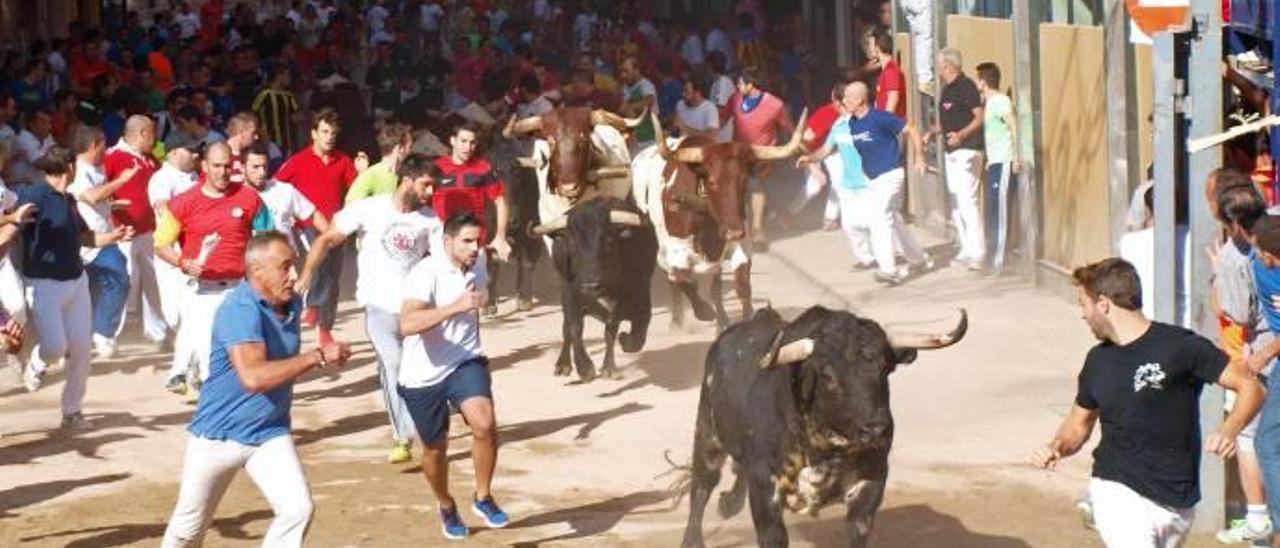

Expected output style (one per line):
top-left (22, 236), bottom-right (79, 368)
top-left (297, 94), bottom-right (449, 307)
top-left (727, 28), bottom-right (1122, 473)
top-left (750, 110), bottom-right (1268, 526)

top-left (632, 110), bottom-right (806, 330)
top-left (532, 197), bottom-right (658, 381)
top-left (681, 306), bottom-right (968, 547)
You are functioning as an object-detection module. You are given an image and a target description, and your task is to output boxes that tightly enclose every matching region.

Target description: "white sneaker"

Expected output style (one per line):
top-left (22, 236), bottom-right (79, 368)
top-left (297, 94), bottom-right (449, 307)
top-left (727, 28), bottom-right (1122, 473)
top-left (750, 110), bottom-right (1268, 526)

top-left (23, 357), bottom-right (47, 392)
top-left (92, 334), bottom-right (117, 359)
top-left (1217, 517), bottom-right (1273, 544)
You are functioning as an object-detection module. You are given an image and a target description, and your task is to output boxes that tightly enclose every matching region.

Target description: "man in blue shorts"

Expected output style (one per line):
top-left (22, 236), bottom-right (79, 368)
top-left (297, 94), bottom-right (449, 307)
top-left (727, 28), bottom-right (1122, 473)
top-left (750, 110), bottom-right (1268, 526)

top-left (398, 212), bottom-right (508, 540)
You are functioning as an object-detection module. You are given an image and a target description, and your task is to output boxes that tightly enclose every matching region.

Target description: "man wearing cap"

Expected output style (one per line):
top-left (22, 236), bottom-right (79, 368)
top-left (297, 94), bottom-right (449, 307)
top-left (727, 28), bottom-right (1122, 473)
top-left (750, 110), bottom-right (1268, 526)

top-left (149, 141), bottom-right (202, 344)
top-left (154, 142), bottom-right (273, 394)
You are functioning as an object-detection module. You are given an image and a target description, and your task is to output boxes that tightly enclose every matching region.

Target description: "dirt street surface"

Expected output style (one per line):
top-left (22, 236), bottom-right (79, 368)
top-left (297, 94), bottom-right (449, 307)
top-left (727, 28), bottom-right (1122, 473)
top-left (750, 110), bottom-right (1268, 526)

top-left (0, 226), bottom-right (1223, 547)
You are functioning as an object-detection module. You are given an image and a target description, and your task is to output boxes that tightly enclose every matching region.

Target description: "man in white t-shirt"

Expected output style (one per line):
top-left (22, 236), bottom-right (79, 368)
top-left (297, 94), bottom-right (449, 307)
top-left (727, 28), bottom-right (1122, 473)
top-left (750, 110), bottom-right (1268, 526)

top-left (297, 153), bottom-right (442, 466)
top-left (707, 51), bottom-right (735, 143)
top-left (242, 143), bottom-right (327, 241)
top-left (679, 22), bottom-right (706, 67)
top-left (68, 126), bottom-right (134, 358)
top-left (13, 110), bottom-right (55, 185)
top-left (675, 74), bottom-right (720, 139)
top-left (1118, 186), bottom-right (1190, 323)
top-left (421, 0), bottom-right (445, 33)
top-left (148, 143), bottom-right (201, 333)
top-left (367, 0), bottom-right (390, 34)
top-left (397, 212), bottom-right (507, 541)
top-left (174, 2), bottom-right (202, 40)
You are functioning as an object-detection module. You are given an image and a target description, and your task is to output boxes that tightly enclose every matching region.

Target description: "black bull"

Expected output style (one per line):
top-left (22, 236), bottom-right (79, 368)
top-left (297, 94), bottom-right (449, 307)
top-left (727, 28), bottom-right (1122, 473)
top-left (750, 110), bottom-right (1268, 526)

top-left (535, 197), bottom-right (658, 381)
top-left (682, 306), bottom-right (967, 548)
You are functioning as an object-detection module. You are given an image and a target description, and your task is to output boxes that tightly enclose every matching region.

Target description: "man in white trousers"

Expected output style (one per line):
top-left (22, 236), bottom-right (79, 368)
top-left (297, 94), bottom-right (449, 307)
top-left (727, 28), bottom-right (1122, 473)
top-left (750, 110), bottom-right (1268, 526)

top-left (19, 146), bottom-right (134, 429)
top-left (162, 231), bottom-right (351, 547)
top-left (800, 81), bottom-right (931, 285)
top-left (154, 142), bottom-right (273, 394)
top-left (148, 143), bottom-right (201, 334)
top-left (105, 115), bottom-right (170, 349)
top-left (297, 153), bottom-right (442, 465)
top-left (928, 49), bottom-right (986, 270)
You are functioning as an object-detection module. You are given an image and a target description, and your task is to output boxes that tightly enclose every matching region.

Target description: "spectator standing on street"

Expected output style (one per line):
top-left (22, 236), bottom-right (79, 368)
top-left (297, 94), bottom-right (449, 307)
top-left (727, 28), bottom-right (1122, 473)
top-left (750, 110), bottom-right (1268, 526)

top-left (275, 109), bottom-right (357, 346)
top-left (1034, 258), bottom-right (1263, 548)
top-left (867, 29), bottom-right (906, 119)
top-left (253, 66), bottom-right (299, 155)
top-left (160, 231), bottom-right (351, 548)
top-left (398, 212), bottom-right (509, 541)
top-left (976, 62), bottom-right (1019, 276)
top-left (930, 49), bottom-right (985, 270)
top-left (20, 146), bottom-right (135, 429)
top-left (298, 153), bottom-right (443, 466)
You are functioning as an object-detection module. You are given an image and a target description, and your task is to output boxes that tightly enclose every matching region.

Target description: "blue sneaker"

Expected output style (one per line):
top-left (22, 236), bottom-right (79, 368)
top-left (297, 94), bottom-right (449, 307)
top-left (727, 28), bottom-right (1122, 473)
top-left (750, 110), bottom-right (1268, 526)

top-left (472, 496), bottom-right (510, 528)
top-left (439, 506), bottom-right (469, 540)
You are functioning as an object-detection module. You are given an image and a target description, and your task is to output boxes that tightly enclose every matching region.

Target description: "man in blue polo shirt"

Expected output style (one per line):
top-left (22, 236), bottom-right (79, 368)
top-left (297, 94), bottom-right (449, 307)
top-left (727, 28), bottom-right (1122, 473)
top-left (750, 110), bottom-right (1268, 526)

top-left (845, 81), bottom-right (931, 285)
top-left (162, 231), bottom-right (351, 548)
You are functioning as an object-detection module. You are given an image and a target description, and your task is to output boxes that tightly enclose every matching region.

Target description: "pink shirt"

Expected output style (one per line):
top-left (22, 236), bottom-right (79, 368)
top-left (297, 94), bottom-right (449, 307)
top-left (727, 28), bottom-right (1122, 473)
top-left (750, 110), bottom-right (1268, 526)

top-left (729, 92), bottom-right (792, 147)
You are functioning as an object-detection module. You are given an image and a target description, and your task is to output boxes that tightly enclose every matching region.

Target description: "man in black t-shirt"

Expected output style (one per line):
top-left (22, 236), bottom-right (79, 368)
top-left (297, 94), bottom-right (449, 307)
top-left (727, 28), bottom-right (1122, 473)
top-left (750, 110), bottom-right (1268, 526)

top-left (928, 48), bottom-right (986, 271)
top-left (1032, 258), bottom-right (1264, 547)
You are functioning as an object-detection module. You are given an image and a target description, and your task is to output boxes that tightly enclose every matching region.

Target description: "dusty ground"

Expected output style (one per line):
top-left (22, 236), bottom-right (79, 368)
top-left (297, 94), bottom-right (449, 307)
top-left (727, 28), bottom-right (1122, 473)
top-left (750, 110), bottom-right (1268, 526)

top-left (0, 222), bottom-right (1226, 547)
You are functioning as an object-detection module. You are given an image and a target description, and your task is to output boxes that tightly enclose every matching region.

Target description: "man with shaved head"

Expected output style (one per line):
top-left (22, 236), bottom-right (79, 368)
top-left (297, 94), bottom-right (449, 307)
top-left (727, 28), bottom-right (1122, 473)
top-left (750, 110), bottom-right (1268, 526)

top-left (154, 141), bottom-right (273, 394)
top-left (105, 114), bottom-right (170, 352)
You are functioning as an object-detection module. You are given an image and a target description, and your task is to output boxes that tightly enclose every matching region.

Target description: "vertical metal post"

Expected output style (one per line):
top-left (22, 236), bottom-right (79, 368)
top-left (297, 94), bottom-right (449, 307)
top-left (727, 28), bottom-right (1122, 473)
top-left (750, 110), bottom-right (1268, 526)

top-left (1151, 34), bottom-right (1178, 325)
top-left (1011, 0), bottom-right (1043, 283)
top-left (1188, 0), bottom-right (1226, 531)
top-left (1104, 0), bottom-right (1131, 253)
top-left (835, 0), bottom-right (853, 68)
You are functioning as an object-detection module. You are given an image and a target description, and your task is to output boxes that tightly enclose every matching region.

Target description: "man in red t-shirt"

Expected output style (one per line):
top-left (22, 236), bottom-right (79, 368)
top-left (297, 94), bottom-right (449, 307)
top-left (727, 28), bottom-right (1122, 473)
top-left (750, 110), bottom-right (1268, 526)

top-left (728, 68), bottom-right (795, 251)
top-left (433, 122), bottom-right (510, 315)
top-left (154, 142), bottom-right (270, 392)
top-left (787, 88), bottom-right (843, 230)
top-left (104, 115), bottom-right (170, 347)
top-left (274, 108), bottom-right (356, 344)
top-left (868, 29), bottom-right (907, 119)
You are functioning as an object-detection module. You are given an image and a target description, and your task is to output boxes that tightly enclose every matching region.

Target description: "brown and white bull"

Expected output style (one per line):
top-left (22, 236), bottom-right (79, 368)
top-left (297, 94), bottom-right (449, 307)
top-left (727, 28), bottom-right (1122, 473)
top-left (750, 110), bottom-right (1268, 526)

top-left (631, 110), bottom-right (807, 329)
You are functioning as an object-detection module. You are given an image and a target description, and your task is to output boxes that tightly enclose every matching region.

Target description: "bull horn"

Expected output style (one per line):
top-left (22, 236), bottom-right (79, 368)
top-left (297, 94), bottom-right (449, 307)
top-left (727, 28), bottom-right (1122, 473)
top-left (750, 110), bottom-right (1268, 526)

top-left (592, 109), bottom-right (646, 130)
top-left (652, 111), bottom-right (704, 164)
top-left (504, 114), bottom-right (544, 138)
top-left (515, 156), bottom-right (540, 168)
top-left (886, 309), bottom-right (969, 350)
top-left (759, 337), bottom-right (816, 369)
top-left (531, 215), bottom-right (568, 235)
top-left (751, 108), bottom-right (809, 161)
top-left (609, 210), bottom-right (643, 226)
top-left (588, 166), bottom-right (631, 181)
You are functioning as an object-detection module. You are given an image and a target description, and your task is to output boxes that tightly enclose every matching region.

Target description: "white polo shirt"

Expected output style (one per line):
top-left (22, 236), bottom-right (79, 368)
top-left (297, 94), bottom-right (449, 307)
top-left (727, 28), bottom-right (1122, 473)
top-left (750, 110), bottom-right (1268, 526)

top-left (398, 252), bottom-right (488, 389)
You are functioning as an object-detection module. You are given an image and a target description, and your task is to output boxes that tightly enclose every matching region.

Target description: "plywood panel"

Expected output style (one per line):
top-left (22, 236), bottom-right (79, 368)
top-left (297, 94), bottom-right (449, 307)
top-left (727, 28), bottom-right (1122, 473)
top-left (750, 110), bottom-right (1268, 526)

top-left (1136, 44), bottom-right (1154, 175)
top-left (946, 15), bottom-right (1016, 94)
top-left (894, 32), bottom-right (915, 123)
top-left (1039, 23), bottom-right (1112, 270)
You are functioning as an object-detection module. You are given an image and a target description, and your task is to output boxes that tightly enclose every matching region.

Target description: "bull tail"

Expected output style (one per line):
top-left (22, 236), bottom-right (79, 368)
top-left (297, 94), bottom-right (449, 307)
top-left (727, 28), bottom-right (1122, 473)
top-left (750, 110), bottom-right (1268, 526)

top-left (657, 449), bottom-right (694, 510)
top-left (717, 459), bottom-right (748, 519)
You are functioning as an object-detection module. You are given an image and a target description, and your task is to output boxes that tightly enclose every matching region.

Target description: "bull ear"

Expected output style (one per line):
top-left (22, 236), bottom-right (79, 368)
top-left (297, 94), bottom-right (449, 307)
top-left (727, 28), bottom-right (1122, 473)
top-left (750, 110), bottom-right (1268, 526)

top-left (893, 349), bottom-right (918, 368)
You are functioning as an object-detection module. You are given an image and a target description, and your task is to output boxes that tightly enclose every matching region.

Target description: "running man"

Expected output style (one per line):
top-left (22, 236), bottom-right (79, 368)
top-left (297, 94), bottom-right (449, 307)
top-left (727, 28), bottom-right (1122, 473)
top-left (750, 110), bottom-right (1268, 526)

top-left (398, 212), bottom-right (508, 540)
top-left (298, 153), bottom-right (442, 465)
top-left (161, 231), bottom-right (351, 547)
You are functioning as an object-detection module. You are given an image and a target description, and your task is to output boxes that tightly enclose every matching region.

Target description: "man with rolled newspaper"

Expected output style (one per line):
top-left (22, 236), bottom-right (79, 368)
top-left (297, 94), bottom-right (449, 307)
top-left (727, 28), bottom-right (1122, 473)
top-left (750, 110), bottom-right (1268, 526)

top-left (154, 142), bottom-right (273, 395)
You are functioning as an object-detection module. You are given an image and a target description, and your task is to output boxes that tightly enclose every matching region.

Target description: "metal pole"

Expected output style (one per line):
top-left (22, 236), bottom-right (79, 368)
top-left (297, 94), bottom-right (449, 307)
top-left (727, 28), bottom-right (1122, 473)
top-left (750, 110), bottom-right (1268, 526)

top-left (1104, 0), bottom-right (1131, 253)
top-left (1187, 0), bottom-right (1226, 531)
top-left (835, 0), bottom-right (852, 68)
top-left (1011, 0), bottom-right (1043, 283)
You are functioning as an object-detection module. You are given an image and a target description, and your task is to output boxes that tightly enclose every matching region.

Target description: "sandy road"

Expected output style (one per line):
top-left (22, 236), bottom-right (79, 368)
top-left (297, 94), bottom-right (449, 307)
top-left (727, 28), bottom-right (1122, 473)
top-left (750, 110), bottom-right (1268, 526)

top-left (0, 225), bottom-right (1225, 547)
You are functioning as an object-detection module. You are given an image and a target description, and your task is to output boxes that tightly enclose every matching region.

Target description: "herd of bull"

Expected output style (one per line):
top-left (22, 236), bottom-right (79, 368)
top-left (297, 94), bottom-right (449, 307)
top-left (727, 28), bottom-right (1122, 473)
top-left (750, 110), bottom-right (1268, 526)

top-left (444, 105), bottom-right (969, 546)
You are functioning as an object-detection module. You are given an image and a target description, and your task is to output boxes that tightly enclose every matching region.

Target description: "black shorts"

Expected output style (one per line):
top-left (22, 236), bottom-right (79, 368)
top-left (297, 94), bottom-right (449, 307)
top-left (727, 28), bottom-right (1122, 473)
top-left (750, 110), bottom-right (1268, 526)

top-left (398, 357), bottom-right (492, 445)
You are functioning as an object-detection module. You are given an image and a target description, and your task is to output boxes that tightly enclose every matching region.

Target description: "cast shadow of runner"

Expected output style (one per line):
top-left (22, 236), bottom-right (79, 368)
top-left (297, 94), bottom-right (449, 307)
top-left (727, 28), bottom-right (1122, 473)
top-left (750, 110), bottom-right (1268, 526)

top-left (783, 503), bottom-right (1034, 548)
top-left (0, 473), bottom-right (130, 518)
top-left (506, 489), bottom-right (672, 547)
top-left (19, 509), bottom-right (273, 547)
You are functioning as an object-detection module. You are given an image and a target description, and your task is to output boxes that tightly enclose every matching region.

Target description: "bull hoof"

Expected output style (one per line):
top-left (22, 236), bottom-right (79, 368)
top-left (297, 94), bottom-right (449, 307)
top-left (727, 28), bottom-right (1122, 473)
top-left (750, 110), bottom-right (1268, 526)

top-left (577, 368), bottom-right (597, 383)
top-left (692, 302), bottom-right (716, 322)
top-left (619, 332), bottom-right (643, 353)
top-left (555, 361), bottom-right (572, 376)
top-left (601, 366), bottom-right (623, 380)
top-left (517, 298), bottom-right (534, 312)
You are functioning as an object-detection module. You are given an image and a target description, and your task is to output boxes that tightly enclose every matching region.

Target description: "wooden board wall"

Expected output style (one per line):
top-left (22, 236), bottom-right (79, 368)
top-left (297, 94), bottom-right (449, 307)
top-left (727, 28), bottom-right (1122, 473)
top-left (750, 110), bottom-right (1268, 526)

top-left (1136, 44), bottom-right (1154, 176)
top-left (1039, 23), bottom-right (1112, 270)
top-left (945, 15), bottom-right (1016, 94)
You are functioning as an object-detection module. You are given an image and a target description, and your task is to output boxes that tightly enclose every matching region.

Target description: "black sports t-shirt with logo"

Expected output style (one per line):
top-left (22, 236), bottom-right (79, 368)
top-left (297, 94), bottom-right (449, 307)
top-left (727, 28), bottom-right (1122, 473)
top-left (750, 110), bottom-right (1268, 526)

top-left (1075, 321), bottom-right (1228, 509)
top-left (939, 75), bottom-right (984, 151)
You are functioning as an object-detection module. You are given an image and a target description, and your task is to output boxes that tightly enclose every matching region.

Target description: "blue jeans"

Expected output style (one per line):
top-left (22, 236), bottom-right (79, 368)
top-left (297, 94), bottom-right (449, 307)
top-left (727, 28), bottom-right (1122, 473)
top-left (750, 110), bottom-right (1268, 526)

top-left (85, 245), bottom-right (130, 339)
top-left (983, 163), bottom-right (1016, 270)
top-left (1256, 370), bottom-right (1280, 526)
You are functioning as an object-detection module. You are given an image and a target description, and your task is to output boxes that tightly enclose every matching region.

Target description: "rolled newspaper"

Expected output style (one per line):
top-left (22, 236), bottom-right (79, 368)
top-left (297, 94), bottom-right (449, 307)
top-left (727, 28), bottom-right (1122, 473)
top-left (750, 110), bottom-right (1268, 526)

top-left (187, 233), bottom-right (222, 287)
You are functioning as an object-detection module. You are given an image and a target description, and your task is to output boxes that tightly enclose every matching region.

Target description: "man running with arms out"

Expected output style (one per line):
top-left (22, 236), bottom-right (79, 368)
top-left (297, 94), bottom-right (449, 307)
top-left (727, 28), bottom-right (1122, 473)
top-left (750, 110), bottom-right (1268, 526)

top-left (243, 142), bottom-right (329, 241)
top-left (162, 231), bottom-right (351, 547)
top-left (1033, 257), bottom-right (1264, 547)
top-left (398, 212), bottom-right (508, 540)
top-left (298, 153), bottom-right (442, 465)
top-left (434, 122), bottom-right (511, 316)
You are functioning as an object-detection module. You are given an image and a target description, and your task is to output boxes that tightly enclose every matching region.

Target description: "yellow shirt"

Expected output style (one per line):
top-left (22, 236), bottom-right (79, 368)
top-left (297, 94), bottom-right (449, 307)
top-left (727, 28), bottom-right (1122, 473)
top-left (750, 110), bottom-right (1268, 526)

top-left (345, 160), bottom-right (399, 204)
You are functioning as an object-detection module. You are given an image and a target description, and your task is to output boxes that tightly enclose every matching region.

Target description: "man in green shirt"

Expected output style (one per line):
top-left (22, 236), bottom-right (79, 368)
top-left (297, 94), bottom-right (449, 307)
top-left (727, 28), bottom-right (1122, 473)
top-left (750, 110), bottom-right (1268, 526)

top-left (977, 62), bottom-right (1019, 277)
top-left (346, 123), bottom-right (412, 204)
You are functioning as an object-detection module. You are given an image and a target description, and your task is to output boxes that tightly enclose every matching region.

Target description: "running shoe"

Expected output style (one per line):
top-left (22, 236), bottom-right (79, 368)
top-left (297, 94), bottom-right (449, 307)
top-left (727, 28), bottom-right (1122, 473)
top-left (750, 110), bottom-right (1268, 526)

top-left (472, 496), bottom-right (510, 528)
top-left (166, 374), bottom-right (188, 395)
top-left (439, 506), bottom-right (469, 540)
top-left (60, 412), bottom-right (88, 431)
top-left (23, 358), bottom-right (46, 392)
top-left (1216, 517), bottom-right (1273, 544)
top-left (387, 441), bottom-right (412, 464)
